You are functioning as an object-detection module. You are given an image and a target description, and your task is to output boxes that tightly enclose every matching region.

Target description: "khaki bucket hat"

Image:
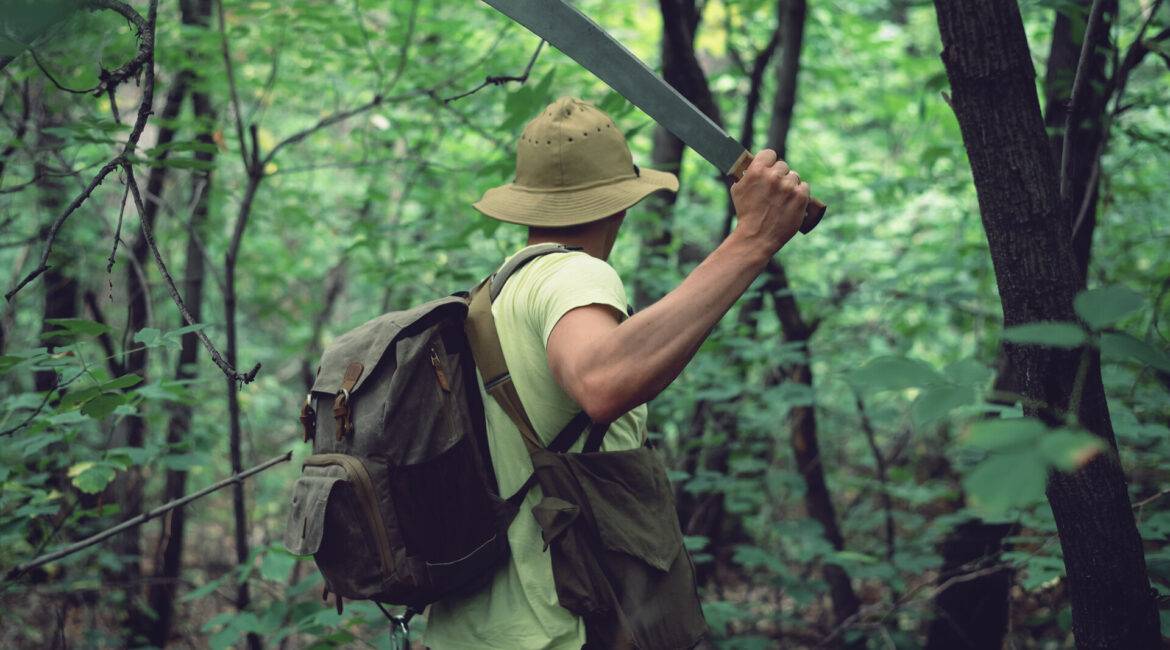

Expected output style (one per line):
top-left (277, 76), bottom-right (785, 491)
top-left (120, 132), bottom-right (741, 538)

top-left (474, 96), bottom-right (679, 227)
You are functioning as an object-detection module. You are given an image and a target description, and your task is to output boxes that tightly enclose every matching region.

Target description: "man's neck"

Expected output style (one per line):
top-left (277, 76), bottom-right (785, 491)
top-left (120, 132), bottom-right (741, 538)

top-left (527, 219), bottom-right (614, 260)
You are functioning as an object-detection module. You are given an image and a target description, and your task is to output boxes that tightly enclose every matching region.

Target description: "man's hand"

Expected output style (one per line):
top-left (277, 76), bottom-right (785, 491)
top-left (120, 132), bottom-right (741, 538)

top-left (729, 149), bottom-right (810, 257)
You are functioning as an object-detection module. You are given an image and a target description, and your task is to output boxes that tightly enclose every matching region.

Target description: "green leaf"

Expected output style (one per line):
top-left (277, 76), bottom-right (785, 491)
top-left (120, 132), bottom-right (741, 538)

top-left (68, 461), bottom-right (117, 494)
top-left (850, 356), bottom-right (943, 392)
top-left (682, 535), bottom-right (710, 552)
top-left (133, 327), bottom-right (163, 347)
top-left (912, 384), bottom-right (974, 426)
top-left (1038, 429), bottom-right (1105, 472)
top-left (0, 355), bottom-right (26, 373)
top-left (81, 393), bottom-right (124, 419)
top-left (961, 418), bottom-right (1046, 451)
top-left (182, 574), bottom-right (230, 603)
top-left (101, 374), bottom-right (142, 390)
top-left (1074, 285), bottom-right (1144, 330)
top-left (165, 323), bottom-right (208, 337)
top-left (60, 385), bottom-right (102, 410)
top-left (1100, 332), bottom-right (1170, 373)
top-left (962, 450), bottom-right (1048, 517)
top-left (943, 358), bottom-right (994, 387)
top-left (41, 318), bottom-right (112, 340)
top-left (1002, 322), bottom-right (1086, 348)
top-left (259, 547), bottom-right (296, 582)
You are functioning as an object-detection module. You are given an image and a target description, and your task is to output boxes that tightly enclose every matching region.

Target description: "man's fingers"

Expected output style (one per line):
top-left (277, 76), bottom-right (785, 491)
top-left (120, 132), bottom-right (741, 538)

top-left (749, 149), bottom-right (778, 173)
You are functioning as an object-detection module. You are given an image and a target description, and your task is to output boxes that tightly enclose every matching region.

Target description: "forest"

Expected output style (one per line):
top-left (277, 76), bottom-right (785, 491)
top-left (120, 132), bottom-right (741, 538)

top-left (1, 0), bottom-right (1169, 648)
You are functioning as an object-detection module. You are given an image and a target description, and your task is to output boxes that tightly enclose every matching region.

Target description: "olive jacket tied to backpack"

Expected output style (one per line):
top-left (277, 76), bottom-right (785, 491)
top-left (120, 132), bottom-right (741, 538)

top-left (284, 244), bottom-right (707, 648)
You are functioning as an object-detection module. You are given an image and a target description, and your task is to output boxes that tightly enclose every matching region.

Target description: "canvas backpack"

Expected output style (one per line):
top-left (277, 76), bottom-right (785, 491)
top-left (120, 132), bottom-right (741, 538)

top-left (285, 243), bottom-right (706, 648)
top-left (282, 244), bottom-right (592, 627)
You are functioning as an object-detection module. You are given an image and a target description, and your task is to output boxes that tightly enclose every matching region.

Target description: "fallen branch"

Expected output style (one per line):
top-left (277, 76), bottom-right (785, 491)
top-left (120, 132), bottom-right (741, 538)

top-left (4, 451), bottom-right (293, 582)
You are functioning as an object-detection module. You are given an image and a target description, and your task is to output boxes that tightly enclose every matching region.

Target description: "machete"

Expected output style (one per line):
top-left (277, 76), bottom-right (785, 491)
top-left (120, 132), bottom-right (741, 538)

top-left (483, 0), bottom-right (827, 233)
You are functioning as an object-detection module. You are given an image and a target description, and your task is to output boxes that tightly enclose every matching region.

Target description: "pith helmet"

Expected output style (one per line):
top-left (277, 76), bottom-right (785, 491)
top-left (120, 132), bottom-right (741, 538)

top-left (473, 96), bottom-right (679, 227)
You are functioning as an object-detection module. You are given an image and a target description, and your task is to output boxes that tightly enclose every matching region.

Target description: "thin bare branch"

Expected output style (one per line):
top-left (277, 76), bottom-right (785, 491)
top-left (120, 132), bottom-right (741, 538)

top-left (215, 0), bottom-right (251, 172)
top-left (29, 48), bottom-right (99, 94)
top-left (1059, 0), bottom-right (1107, 202)
top-left (262, 93), bottom-right (391, 165)
top-left (5, 0), bottom-right (159, 302)
top-left (123, 161), bottom-right (260, 384)
top-left (443, 38), bottom-right (545, 104)
top-left (4, 451), bottom-right (291, 581)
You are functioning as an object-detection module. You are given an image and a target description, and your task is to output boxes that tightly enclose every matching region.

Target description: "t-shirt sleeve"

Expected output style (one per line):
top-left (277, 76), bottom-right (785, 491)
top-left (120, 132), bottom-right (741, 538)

top-left (528, 253), bottom-right (629, 346)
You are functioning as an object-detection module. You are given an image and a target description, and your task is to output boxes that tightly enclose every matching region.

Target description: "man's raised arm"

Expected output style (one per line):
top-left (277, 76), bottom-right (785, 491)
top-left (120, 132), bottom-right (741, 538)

top-left (547, 150), bottom-right (810, 423)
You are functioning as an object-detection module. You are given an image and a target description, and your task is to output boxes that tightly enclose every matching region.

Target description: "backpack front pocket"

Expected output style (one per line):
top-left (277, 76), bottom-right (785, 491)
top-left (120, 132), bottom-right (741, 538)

top-left (285, 454), bottom-right (395, 599)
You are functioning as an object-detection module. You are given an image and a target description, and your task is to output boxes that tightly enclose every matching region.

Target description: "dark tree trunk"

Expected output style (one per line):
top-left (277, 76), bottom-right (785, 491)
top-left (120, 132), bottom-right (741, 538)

top-left (144, 3), bottom-right (217, 642)
top-left (760, 2), bottom-right (863, 644)
top-left (120, 60), bottom-right (192, 648)
top-left (225, 177), bottom-right (263, 650)
top-left (28, 82), bottom-right (79, 581)
top-left (680, 24), bottom-right (780, 582)
top-left (633, 0), bottom-right (723, 311)
top-left (924, 367), bottom-right (1020, 650)
top-left (931, 1), bottom-right (1160, 647)
top-left (1042, 0), bottom-right (1114, 284)
top-left (763, 261), bottom-right (863, 647)
top-left (32, 87), bottom-right (76, 394)
top-left (924, 519), bottom-right (1016, 649)
top-left (923, 4), bottom-right (1116, 643)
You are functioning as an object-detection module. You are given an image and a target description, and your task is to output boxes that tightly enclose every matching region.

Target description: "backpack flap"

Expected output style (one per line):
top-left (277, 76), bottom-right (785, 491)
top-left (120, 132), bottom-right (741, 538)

top-left (311, 295), bottom-right (468, 398)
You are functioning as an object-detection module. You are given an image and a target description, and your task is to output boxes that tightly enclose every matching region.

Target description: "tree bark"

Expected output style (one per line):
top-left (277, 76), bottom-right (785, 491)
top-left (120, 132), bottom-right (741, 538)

top-left (759, 2), bottom-right (864, 645)
top-left (121, 59), bottom-right (192, 648)
top-left (144, 4), bottom-right (217, 643)
top-left (224, 176), bottom-right (263, 650)
top-left (28, 80), bottom-right (78, 584)
top-left (633, 0), bottom-right (723, 310)
top-left (1042, 0), bottom-right (1115, 283)
top-left (923, 3), bottom-right (1116, 642)
top-left (931, 1), bottom-right (1160, 646)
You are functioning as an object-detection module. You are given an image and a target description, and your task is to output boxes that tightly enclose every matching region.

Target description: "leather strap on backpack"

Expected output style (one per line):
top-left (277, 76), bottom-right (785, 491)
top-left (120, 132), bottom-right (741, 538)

top-left (464, 244), bottom-right (608, 455)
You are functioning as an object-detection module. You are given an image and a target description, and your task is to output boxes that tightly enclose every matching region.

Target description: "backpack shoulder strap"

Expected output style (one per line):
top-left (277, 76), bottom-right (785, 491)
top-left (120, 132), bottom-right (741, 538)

top-left (465, 243), bottom-right (592, 453)
top-left (489, 243), bottom-right (581, 301)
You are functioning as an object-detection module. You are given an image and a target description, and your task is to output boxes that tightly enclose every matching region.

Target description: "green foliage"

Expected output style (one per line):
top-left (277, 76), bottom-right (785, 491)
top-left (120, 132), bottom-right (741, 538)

top-left (0, 0), bottom-right (1167, 647)
top-left (1002, 321), bottom-right (1086, 347)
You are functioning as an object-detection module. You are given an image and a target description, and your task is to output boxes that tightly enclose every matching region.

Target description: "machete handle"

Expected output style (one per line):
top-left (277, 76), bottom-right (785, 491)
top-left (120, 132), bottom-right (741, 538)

top-left (729, 151), bottom-right (827, 234)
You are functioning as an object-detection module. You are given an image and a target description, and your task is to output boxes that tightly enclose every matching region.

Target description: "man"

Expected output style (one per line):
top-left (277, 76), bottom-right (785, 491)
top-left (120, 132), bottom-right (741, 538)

top-left (424, 97), bottom-right (809, 649)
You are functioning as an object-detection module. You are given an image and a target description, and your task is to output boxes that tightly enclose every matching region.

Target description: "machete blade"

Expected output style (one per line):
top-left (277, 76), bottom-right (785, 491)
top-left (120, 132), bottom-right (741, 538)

top-left (482, 0), bottom-right (747, 175)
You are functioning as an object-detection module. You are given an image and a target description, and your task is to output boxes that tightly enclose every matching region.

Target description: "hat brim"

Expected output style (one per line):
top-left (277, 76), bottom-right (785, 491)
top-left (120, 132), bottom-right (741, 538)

top-left (473, 168), bottom-right (679, 227)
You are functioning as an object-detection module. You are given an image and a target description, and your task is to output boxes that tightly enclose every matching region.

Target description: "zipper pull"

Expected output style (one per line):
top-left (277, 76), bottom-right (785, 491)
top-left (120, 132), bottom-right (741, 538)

top-left (429, 346), bottom-right (451, 392)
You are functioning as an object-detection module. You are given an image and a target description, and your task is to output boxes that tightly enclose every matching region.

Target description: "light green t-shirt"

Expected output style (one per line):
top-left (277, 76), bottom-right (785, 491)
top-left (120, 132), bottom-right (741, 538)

top-left (424, 246), bottom-right (647, 650)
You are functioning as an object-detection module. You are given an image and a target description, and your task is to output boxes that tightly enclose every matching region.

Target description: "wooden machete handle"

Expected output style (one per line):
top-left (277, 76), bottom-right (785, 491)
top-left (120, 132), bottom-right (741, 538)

top-left (729, 151), bottom-right (827, 234)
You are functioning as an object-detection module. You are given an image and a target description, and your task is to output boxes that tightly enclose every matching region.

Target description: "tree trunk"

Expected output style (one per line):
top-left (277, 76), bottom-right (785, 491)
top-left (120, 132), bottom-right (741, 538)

top-left (121, 60), bottom-right (192, 648)
top-left (923, 4), bottom-right (1116, 643)
top-left (144, 3), bottom-right (217, 642)
top-left (761, 2), bottom-right (864, 644)
top-left (1042, 0), bottom-right (1114, 283)
top-left (224, 176), bottom-right (263, 650)
top-left (633, 0), bottom-right (723, 311)
top-left (924, 520), bottom-right (1016, 649)
top-left (28, 80), bottom-right (78, 583)
top-left (931, 1), bottom-right (1160, 646)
